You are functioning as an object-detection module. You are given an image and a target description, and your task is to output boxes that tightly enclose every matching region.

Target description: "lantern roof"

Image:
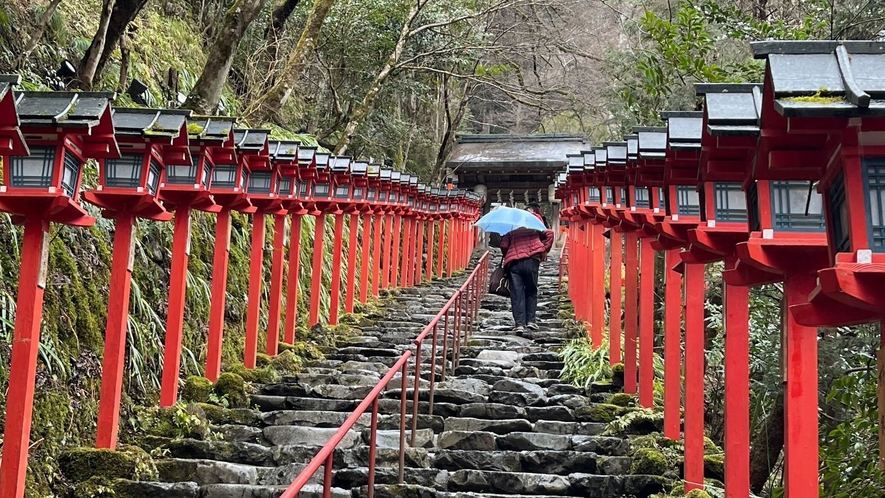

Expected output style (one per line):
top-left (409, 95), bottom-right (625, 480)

top-left (409, 176), bottom-right (418, 187)
top-left (566, 154), bottom-right (583, 172)
top-left (661, 111), bottom-right (703, 149)
top-left (351, 161), bottom-right (368, 176)
top-left (330, 155), bottom-right (352, 173)
top-left (399, 173), bottom-right (411, 185)
top-left (297, 146), bottom-right (316, 166)
top-left (633, 126), bottom-right (667, 158)
top-left (0, 75), bottom-right (27, 156)
top-left (233, 129), bottom-right (270, 151)
top-left (15, 91), bottom-right (115, 128)
top-left (315, 152), bottom-right (331, 170)
top-left (185, 116), bottom-right (235, 143)
top-left (696, 83), bottom-right (762, 135)
top-left (604, 142), bottom-right (627, 164)
top-left (391, 171), bottom-right (401, 183)
top-left (580, 150), bottom-right (595, 169)
top-left (625, 135), bottom-right (638, 159)
top-left (268, 140), bottom-right (300, 162)
top-left (367, 163), bottom-right (380, 177)
top-left (593, 147), bottom-right (608, 167)
top-left (752, 40), bottom-right (885, 117)
top-left (111, 108), bottom-right (191, 139)
top-left (380, 168), bottom-right (392, 180)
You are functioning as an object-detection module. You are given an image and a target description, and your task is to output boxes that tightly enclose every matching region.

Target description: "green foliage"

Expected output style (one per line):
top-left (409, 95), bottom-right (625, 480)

top-left (605, 408), bottom-right (664, 435)
top-left (559, 337), bottom-right (612, 387)
top-left (608, 392), bottom-right (635, 407)
top-left (631, 447), bottom-right (669, 475)
top-left (574, 403), bottom-right (626, 423)
top-left (132, 402), bottom-right (212, 441)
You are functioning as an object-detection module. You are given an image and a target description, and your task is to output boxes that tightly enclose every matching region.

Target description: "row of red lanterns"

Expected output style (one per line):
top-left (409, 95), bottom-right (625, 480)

top-left (554, 40), bottom-right (885, 498)
top-left (0, 77), bottom-right (482, 498)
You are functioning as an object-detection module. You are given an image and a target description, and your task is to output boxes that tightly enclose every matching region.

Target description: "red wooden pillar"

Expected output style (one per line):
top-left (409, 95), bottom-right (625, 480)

top-left (723, 256), bottom-right (750, 498)
top-left (308, 215), bottom-right (326, 326)
top-left (623, 231), bottom-right (639, 394)
top-left (329, 213), bottom-right (345, 324)
top-left (265, 214), bottom-right (287, 356)
top-left (575, 221), bottom-right (585, 321)
top-left (372, 214), bottom-right (383, 295)
top-left (415, 220), bottom-right (425, 285)
top-left (663, 248), bottom-right (683, 439)
top-left (592, 223), bottom-right (605, 348)
top-left (359, 214), bottom-right (371, 303)
top-left (244, 212), bottom-right (267, 369)
top-left (382, 214), bottom-right (393, 289)
top-left (638, 236), bottom-right (655, 408)
top-left (684, 262), bottom-right (706, 492)
top-left (426, 220), bottom-right (435, 281)
top-left (609, 230), bottom-right (623, 365)
top-left (446, 219), bottom-right (455, 277)
top-left (283, 215), bottom-right (303, 344)
top-left (402, 217), bottom-right (413, 287)
top-left (437, 220), bottom-right (446, 278)
top-left (161, 205), bottom-right (193, 407)
top-left (206, 208), bottom-right (232, 380)
top-left (0, 218), bottom-right (50, 498)
top-left (95, 213), bottom-right (136, 448)
top-left (345, 214), bottom-right (359, 313)
top-left (391, 215), bottom-right (403, 287)
top-left (784, 273), bottom-right (819, 498)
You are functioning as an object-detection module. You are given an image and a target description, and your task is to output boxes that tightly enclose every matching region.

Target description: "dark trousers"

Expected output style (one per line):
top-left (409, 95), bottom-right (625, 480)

top-left (508, 257), bottom-right (540, 326)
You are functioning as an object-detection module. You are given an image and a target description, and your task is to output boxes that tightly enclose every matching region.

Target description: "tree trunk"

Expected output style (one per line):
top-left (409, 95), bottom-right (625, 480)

top-left (17, 0), bottom-right (65, 67)
top-left (77, 0), bottom-right (114, 89)
top-left (183, 0), bottom-right (268, 115)
top-left (93, 0), bottom-right (149, 85)
top-left (432, 77), bottom-right (472, 184)
top-left (266, 0), bottom-right (302, 43)
top-left (749, 396), bottom-right (785, 495)
top-left (246, 0), bottom-right (336, 122)
top-left (332, 0), bottom-right (423, 154)
top-left (117, 30), bottom-right (131, 93)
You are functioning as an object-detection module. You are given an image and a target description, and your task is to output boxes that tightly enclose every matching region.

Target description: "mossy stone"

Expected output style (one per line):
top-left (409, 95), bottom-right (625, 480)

top-left (670, 482), bottom-right (685, 495)
top-left (227, 363), bottom-right (277, 384)
top-left (575, 403), bottom-right (625, 423)
top-left (703, 436), bottom-right (722, 454)
top-left (703, 454), bottom-right (725, 481)
top-left (71, 476), bottom-right (119, 498)
top-left (194, 403), bottom-right (258, 425)
top-left (608, 392), bottom-right (635, 407)
top-left (214, 372), bottom-right (248, 408)
top-left (256, 353), bottom-right (273, 367)
top-left (611, 363), bottom-right (625, 387)
top-left (59, 445), bottom-right (155, 483)
top-left (140, 404), bottom-right (210, 440)
top-left (272, 350), bottom-right (303, 373)
top-left (181, 376), bottom-right (213, 403)
top-left (685, 490), bottom-right (713, 498)
top-left (630, 447), bottom-right (669, 475)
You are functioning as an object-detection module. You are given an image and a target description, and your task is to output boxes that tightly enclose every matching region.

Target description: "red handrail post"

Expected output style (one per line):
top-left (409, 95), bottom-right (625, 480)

top-left (410, 339), bottom-right (422, 445)
top-left (367, 398), bottom-right (379, 498)
top-left (283, 214), bottom-right (303, 344)
top-left (398, 360), bottom-right (408, 483)
top-left (429, 323), bottom-right (438, 415)
top-left (266, 213), bottom-right (287, 356)
top-left (308, 214), bottom-right (326, 327)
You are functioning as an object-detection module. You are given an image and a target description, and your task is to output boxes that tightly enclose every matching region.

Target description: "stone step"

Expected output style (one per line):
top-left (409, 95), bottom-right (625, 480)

top-left (431, 450), bottom-right (601, 475)
top-left (198, 483), bottom-right (350, 498)
top-left (436, 431), bottom-right (630, 455)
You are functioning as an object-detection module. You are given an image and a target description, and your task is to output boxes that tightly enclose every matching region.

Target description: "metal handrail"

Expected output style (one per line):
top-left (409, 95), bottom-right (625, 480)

top-left (280, 251), bottom-right (490, 498)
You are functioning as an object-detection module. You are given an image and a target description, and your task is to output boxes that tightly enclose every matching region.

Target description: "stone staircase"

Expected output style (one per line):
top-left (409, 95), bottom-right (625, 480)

top-left (116, 256), bottom-right (668, 498)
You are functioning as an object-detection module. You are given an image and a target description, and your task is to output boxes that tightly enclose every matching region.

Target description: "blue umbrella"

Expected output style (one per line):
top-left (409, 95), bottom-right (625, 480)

top-left (474, 206), bottom-right (546, 235)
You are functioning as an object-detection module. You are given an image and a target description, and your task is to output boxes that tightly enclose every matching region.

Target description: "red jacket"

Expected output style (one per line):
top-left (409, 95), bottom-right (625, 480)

top-left (500, 213), bottom-right (554, 267)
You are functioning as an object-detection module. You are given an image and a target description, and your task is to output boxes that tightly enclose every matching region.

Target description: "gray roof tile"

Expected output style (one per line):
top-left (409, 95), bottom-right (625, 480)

top-left (15, 92), bottom-right (114, 128)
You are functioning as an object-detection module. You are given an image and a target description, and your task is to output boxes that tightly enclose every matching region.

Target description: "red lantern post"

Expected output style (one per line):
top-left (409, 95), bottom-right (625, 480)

top-left (157, 118), bottom-right (233, 404)
top-left (85, 108), bottom-right (192, 448)
top-left (308, 152), bottom-right (333, 326)
top-left (0, 87), bottom-right (117, 498)
top-left (329, 155), bottom-right (355, 321)
top-left (281, 146), bottom-right (316, 343)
